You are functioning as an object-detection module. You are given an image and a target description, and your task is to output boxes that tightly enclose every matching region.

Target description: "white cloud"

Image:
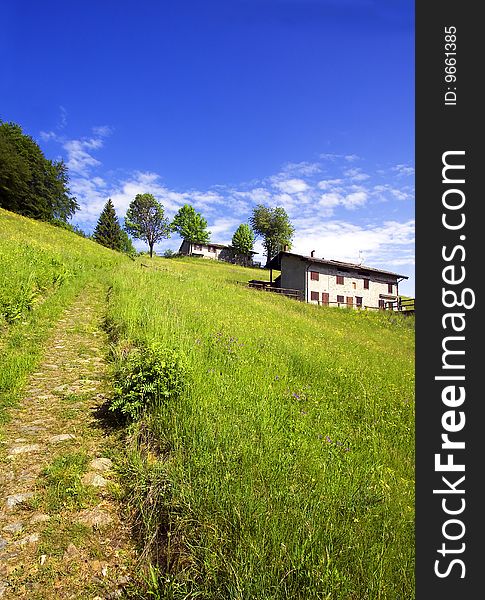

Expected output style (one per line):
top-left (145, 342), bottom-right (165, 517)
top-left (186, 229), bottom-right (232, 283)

top-left (290, 219), bottom-right (415, 269)
top-left (343, 191), bottom-right (368, 208)
top-left (343, 168), bottom-right (370, 182)
top-left (319, 192), bottom-right (342, 208)
top-left (281, 161), bottom-right (321, 176)
top-left (64, 139), bottom-right (102, 175)
top-left (272, 178), bottom-right (309, 194)
top-left (319, 153), bottom-right (360, 162)
top-left (317, 179), bottom-right (343, 190)
top-left (233, 187), bottom-right (273, 204)
top-left (208, 216), bottom-right (241, 240)
top-left (392, 164), bottom-right (415, 176)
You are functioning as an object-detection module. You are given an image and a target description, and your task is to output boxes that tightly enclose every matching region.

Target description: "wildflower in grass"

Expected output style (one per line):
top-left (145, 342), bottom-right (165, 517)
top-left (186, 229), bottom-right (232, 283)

top-left (274, 375), bottom-right (280, 380)
top-left (292, 392), bottom-right (300, 400)
top-left (325, 436), bottom-right (332, 443)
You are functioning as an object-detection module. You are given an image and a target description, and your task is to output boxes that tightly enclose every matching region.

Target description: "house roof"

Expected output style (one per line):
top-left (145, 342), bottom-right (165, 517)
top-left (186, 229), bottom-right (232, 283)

top-left (266, 251), bottom-right (408, 279)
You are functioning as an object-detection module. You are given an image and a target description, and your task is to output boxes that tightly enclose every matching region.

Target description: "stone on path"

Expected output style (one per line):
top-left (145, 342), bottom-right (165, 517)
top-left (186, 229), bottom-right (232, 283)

top-left (76, 507), bottom-right (113, 529)
top-left (5, 493), bottom-right (34, 509)
top-left (16, 533), bottom-right (39, 545)
top-left (82, 472), bottom-right (109, 487)
top-left (29, 513), bottom-right (51, 525)
top-left (63, 543), bottom-right (80, 560)
top-left (89, 457), bottom-right (113, 472)
top-left (48, 433), bottom-right (75, 443)
top-left (8, 444), bottom-right (41, 456)
top-left (2, 523), bottom-right (23, 534)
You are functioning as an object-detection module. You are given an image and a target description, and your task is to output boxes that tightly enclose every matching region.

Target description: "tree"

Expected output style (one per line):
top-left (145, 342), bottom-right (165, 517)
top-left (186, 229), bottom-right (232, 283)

top-left (93, 199), bottom-right (123, 251)
top-left (0, 120), bottom-right (78, 222)
top-left (124, 193), bottom-right (171, 258)
top-left (231, 223), bottom-right (255, 266)
top-left (249, 205), bottom-right (295, 266)
top-left (171, 203), bottom-right (210, 243)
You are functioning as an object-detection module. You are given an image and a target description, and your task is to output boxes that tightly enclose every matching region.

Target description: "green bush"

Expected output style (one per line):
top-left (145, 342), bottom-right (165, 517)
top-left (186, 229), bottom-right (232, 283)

top-left (110, 343), bottom-right (186, 420)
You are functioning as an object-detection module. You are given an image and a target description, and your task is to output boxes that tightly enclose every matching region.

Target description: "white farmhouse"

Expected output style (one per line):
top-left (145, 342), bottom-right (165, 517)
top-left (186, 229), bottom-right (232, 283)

top-left (266, 250), bottom-right (408, 309)
top-left (178, 240), bottom-right (258, 266)
top-left (178, 240), bottom-right (233, 260)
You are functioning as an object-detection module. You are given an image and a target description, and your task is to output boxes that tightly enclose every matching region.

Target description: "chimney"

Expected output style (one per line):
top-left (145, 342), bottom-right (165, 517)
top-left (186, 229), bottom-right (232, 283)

top-left (310, 250), bottom-right (315, 257)
top-left (283, 245), bottom-right (289, 252)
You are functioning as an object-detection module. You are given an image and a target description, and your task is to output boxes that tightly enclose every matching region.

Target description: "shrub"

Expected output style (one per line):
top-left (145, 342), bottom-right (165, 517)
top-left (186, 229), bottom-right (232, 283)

top-left (110, 343), bottom-right (186, 420)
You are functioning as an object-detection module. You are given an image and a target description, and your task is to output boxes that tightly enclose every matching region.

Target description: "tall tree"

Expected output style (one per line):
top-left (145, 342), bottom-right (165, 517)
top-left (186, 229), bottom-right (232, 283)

top-left (231, 223), bottom-right (255, 266)
top-left (124, 193), bottom-right (171, 258)
top-left (250, 205), bottom-right (295, 265)
top-left (93, 199), bottom-right (123, 251)
top-left (171, 203), bottom-right (210, 243)
top-left (0, 120), bottom-right (78, 221)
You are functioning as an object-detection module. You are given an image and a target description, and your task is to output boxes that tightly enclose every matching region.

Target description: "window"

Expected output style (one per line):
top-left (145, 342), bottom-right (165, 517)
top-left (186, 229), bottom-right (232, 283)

top-left (336, 275), bottom-right (344, 285)
top-left (356, 296), bottom-right (363, 306)
top-left (379, 299), bottom-right (385, 309)
top-left (363, 278), bottom-right (369, 289)
top-left (388, 283), bottom-right (394, 294)
top-left (310, 291), bottom-right (319, 301)
top-left (352, 282), bottom-right (356, 289)
top-left (322, 292), bottom-right (329, 306)
top-left (310, 271), bottom-right (319, 281)
top-left (194, 244), bottom-right (202, 251)
top-left (337, 295), bottom-right (344, 304)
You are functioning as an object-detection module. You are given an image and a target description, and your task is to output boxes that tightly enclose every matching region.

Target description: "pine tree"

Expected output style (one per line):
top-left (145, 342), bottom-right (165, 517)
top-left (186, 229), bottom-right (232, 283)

top-left (93, 199), bottom-right (123, 251)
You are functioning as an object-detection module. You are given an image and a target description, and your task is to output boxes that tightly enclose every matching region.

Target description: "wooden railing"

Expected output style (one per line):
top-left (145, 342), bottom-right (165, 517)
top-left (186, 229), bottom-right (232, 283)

top-left (238, 280), bottom-right (303, 301)
top-left (238, 281), bottom-right (415, 313)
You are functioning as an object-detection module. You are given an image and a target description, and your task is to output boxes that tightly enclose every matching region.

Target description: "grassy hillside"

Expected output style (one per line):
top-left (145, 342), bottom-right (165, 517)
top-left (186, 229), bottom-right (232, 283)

top-left (0, 208), bottom-right (415, 599)
top-left (0, 209), bottom-right (125, 418)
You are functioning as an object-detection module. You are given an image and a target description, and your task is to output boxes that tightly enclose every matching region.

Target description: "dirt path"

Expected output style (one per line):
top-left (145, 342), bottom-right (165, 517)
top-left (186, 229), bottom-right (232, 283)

top-left (0, 284), bottom-right (138, 599)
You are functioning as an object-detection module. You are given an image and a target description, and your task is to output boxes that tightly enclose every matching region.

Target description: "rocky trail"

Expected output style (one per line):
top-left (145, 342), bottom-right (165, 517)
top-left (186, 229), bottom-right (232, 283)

top-left (0, 285), bottom-right (138, 599)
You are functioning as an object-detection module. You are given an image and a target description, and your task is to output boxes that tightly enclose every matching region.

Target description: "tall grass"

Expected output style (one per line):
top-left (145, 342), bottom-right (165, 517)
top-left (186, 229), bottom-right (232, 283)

top-left (0, 209), bottom-right (125, 420)
top-left (106, 257), bottom-right (415, 599)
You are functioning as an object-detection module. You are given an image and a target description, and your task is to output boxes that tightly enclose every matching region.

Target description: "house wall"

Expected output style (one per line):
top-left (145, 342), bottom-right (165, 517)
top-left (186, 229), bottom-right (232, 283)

top-left (281, 256), bottom-right (399, 308)
top-left (279, 255), bottom-right (307, 292)
top-left (180, 242), bottom-right (223, 260)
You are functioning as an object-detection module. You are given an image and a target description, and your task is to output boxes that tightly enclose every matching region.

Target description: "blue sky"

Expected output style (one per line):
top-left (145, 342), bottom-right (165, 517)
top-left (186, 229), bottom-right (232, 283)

top-left (2, 0), bottom-right (415, 295)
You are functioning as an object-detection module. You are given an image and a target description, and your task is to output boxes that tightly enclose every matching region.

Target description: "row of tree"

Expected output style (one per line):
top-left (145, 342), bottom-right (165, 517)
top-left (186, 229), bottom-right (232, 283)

top-left (1, 120), bottom-right (295, 265)
top-left (93, 193), bottom-right (295, 266)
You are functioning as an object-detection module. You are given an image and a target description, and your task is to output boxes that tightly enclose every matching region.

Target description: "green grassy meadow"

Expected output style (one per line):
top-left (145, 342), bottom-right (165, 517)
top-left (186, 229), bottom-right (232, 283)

top-left (0, 208), bottom-right (415, 599)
